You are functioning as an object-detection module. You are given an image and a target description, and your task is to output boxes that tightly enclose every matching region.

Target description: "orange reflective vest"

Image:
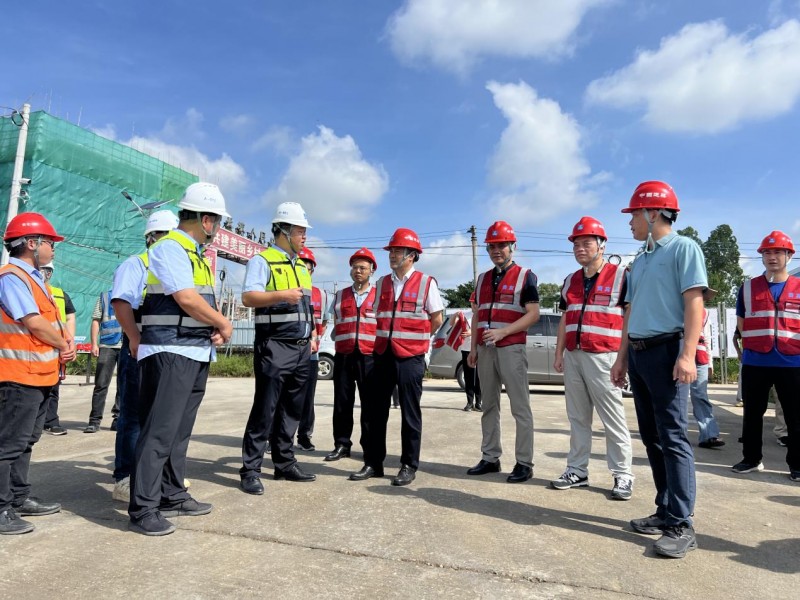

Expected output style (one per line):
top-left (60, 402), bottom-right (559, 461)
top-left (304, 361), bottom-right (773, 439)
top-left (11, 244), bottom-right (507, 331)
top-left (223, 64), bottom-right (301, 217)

top-left (562, 263), bottom-right (626, 353)
top-left (333, 285), bottom-right (377, 355)
top-left (475, 264), bottom-right (529, 347)
top-left (374, 271), bottom-right (433, 358)
top-left (0, 264), bottom-right (64, 386)
top-left (741, 275), bottom-right (800, 355)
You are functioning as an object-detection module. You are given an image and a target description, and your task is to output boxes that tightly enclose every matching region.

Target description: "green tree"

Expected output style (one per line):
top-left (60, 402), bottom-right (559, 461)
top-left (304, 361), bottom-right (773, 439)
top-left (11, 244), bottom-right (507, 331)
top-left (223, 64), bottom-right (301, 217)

top-left (679, 224), bottom-right (744, 306)
top-left (441, 280), bottom-right (475, 308)
top-left (703, 224), bottom-right (744, 306)
top-left (538, 282), bottom-right (562, 310)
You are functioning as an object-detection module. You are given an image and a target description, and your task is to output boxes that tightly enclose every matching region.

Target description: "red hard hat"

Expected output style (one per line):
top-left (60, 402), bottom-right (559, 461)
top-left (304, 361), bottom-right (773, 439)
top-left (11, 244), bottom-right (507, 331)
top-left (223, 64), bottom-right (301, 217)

top-left (569, 216), bottom-right (607, 242)
top-left (350, 247), bottom-right (377, 269)
top-left (758, 230), bottom-right (795, 254)
top-left (621, 181), bottom-right (680, 214)
top-left (3, 212), bottom-right (64, 242)
top-left (485, 220), bottom-right (516, 244)
top-left (384, 228), bottom-right (422, 253)
top-left (298, 247), bottom-right (317, 266)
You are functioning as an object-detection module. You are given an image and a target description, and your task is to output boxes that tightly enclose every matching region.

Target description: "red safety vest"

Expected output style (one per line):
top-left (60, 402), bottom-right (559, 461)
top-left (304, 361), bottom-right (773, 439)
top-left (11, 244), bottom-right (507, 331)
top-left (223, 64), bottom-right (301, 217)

top-left (333, 285), bottom-right (377, 355)
top-left (696, 309), bottom-right (710, 365)
top-left (0, 264), bottom-right (65, 386)
top-left (311, 287), bottom-right (327, 337)
top-left (561, 263), bottom-right (625, 353)
top-left (475, 264), bottom-right (529, 347)
top-left (374, 271), bottom-right (433, 358)
top-left (741, 275), bottom-right (800, 355)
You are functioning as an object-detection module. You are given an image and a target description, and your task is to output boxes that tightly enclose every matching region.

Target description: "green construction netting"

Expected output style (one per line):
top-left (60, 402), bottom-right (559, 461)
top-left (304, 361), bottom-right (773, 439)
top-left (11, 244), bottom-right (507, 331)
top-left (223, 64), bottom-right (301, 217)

top-left (0, 111), bottom-right (198, 338)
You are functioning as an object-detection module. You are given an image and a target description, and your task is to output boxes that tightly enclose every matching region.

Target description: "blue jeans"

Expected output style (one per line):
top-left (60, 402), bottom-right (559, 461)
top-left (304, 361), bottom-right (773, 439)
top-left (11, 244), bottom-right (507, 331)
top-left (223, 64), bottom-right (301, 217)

top-left (679, 363), bottom-right (720, 443)
top-left (113, 337), bottom-right (141, 481)
top-left (628, 339), bottom-right (695, 527)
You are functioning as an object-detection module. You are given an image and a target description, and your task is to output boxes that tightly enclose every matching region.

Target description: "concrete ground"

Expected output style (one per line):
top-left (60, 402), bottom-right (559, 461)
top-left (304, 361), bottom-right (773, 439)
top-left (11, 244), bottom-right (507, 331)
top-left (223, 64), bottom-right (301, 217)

top-left (0, 376), bottom-right (797, 599)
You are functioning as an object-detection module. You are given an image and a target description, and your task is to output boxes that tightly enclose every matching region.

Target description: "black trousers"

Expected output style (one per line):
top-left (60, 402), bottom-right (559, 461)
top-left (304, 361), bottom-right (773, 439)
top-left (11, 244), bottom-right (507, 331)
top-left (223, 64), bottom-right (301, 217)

top-left (0, 382), bottom-right (52, 512)
top-left (332, 350), bottom-right (373, 449)
top-left (89, 346), bottom-right (121, 423)
top-left (362, 351), bottom-right (425, 470)
top-left (44, 381), bottom-right (62, 428)
top-left (129, 353), bottom-right (209, 520)
top-left (461, 350), bottom-right (481, 403)
top-left (741, 364), bottom-right (800, 470)
top-left (241, 339), bottom-right (310, 476)
top-left (298, 358), bottom-right (319, 442)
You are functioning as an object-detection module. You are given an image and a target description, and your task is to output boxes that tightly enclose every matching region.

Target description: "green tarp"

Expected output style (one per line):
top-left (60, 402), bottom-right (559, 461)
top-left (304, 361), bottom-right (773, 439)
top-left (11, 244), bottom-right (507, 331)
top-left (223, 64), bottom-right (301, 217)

top-left (0, 111), bottom-right (198, 337)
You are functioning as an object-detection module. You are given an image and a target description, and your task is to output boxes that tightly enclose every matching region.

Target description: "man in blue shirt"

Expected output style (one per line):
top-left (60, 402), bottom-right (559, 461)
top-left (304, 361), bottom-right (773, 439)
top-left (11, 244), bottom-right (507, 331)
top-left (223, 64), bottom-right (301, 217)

top-left (128, 184), bottom-right (232, 536)
top-left (611, 181), bottom-right (708, 559)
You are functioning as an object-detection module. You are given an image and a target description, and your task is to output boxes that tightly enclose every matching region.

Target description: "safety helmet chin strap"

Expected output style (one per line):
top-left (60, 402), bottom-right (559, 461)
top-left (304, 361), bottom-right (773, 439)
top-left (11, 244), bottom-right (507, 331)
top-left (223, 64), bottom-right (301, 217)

top-left (32, 237), bottom-right (44, 271)
top-left (196, 213), bottom-right (221, 246)
top-left (279, 225), bottom-right (304, 255)
top-left (492, 242), bottom-right (515, 270)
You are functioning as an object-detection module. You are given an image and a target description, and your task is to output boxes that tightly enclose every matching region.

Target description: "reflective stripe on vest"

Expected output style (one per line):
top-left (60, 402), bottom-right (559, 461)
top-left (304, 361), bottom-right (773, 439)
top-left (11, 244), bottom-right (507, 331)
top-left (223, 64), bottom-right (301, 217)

top-left (0, 264), bottom-right (64, 386)
top-left (311, 287), bottom-right (327, 336)
top-left (99, 290), bottom-right (123, 345)
top-left (140, 231), bottom-right (217, 347)
top-left (476, 264), bottom-right (528, 347)
top-left (741, 275), bottom-right (800, 355)
top-left (253, 245), bottom-right (313, 340)
top-left (562, 263), bottom-right (625, 353)
top-left (374, 272), bottom-right (432, 358)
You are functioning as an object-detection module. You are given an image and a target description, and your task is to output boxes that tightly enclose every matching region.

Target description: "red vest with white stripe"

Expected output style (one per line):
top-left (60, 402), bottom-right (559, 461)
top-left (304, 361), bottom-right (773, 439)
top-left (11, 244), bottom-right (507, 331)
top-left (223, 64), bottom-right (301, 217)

top-left (696, 309), bottom-right (710, 365)
top-left (374, 271), bottom-right (433, 358)
top-left (561, 263), bottom-right (625, 353)
top-left (311, 287), bottom-right (326, 337)
top-left (333, 285), bottom-right (377, 355)
top-left (741, 275), bottom-right (800, 355)
top-left (476, 264), bottom-right (529, 347)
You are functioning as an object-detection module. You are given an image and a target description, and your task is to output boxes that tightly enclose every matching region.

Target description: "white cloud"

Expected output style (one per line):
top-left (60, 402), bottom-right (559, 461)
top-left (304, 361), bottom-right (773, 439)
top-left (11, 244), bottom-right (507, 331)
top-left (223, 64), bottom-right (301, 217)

top-left (251, 125), bottom-right (296, 155)
top-left (586, 19), bottom-right (800, 133)
top-left (485, 80), bottom-right (606, 224)
top-left (158, 107), bottom-right (205, 143)
top-left (264, 126), bottom-right (389, 225)
top-left (417, 231), bottom-right (474, 289)
top-left (219, 113), bottom-right (256, 134)
top-left (90, 124), bottom-right (117, 140)
top-left (387, 0), bottom-right (607, 75)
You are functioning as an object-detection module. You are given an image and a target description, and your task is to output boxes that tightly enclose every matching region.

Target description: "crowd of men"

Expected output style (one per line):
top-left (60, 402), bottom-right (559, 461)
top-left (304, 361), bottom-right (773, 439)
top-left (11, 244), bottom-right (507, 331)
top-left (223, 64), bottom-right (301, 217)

top-left (1, 179), bottom-right (797, 560)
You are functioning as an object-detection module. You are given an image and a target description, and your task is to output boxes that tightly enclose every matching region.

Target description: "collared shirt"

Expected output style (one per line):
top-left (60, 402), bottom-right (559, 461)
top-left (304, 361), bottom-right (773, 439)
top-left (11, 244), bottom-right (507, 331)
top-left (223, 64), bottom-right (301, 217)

top-left (352, 284), bottom-right (372, 308)
top-left (111, 254), bottom-right (147, 309)
top-left (138, 229), bottom-right (216, 363)
top-left (0, 258), bottom-right (50, 320)
top-left (490, 262), bottom-right (539, 306)
top-left (626, 232), bottom-right (708, 338)
top-left (389, 267), bottom-right (444, 313)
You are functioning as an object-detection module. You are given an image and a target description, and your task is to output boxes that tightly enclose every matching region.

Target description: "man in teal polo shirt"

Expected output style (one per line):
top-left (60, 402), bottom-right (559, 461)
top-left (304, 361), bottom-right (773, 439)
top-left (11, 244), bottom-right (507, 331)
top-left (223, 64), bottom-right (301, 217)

top-left (611, 180), bottom-right (707, 559)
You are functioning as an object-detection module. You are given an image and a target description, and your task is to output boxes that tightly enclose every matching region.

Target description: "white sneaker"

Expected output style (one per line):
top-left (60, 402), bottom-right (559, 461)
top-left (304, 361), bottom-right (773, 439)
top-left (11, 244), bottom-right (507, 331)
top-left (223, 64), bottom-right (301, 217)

top-left (112, 477), bottom-right (130, 503)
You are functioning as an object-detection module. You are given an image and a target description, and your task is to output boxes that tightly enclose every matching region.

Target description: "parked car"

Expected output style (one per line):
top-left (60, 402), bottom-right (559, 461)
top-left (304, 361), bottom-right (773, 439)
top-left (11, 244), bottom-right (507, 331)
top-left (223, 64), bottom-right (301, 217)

top-left (317, 327), bottom-right (335, 380)
top-left (429, 309), bottom-right (632, 395)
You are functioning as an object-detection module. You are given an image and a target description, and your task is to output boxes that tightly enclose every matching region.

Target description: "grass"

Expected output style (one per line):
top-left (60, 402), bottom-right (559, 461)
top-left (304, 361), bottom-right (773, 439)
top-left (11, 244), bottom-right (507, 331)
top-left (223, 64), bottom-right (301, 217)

top-left (66, 351), bottom-right (255, 377)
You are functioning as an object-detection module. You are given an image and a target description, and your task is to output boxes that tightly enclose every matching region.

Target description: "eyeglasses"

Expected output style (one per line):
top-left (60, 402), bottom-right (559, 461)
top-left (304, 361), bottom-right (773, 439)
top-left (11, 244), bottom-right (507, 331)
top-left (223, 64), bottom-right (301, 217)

top-left (351, 266), bottom-right (371, 272)
top-left (38, 238), bottom-right (57, 248)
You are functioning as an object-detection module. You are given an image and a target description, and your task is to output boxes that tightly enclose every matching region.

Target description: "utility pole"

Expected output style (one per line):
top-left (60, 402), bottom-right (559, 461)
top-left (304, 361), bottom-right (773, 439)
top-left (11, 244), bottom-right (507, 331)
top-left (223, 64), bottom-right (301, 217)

top-left (469, 225), bottom-right (478, 287)
top-left (2, 103), bottom-right (31, 266)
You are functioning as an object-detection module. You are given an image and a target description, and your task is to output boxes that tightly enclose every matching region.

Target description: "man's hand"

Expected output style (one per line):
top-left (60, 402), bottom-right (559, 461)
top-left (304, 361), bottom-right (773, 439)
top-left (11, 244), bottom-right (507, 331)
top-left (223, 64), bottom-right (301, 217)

top-left (673, 355), bottom-right (697, 384)
top-left (553, 354), bottom-right (564, 374)
top-left (218, 319), bottom-right (233, 343)
top-left (210, 331), bottom-right (225, 346)
top-left (467, 350), bottom-right (478, 368)
top-left (91, 343), bottom-right (99, 358)
top-left (128, 332), bottom-right (140, 359)
top-left (610, 356), bottom-right (628, 389)
top-left (60, 337), bottom-right (76, 363)
top-left (311, 339), bottom-right (320, 353)
top-left (284, 288), bottom-right (304, 305)
top-left (482, 328), bottom-right (507, 345)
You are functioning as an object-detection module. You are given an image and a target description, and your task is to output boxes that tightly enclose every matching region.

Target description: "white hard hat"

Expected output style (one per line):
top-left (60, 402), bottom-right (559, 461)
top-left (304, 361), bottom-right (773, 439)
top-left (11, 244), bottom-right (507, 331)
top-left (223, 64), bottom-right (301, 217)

top-left (272, 202), bottom-right (311, 229)
top-left (145, 210), bottom-right (180, 235)
top-left (178, 182), bottom-right (230, 218)
top-left (41, 262), bottom-right (54, 270)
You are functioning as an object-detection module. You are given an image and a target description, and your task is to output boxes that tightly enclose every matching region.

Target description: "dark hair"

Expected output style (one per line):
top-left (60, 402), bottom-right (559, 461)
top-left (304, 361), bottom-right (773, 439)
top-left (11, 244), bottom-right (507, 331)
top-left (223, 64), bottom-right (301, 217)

top-left (178, 209), bottom-right (219, 222)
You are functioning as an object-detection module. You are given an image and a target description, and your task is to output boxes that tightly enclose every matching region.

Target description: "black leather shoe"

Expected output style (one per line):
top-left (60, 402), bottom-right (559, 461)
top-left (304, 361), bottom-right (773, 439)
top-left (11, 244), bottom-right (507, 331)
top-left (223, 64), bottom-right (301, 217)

top-left (463, 403), bottom-right (473, 412)
top-left (507, 463), bottom-right (533, 483)
top-left (14, 497), bottom-right (61, 516)
top-left (348, 465), bottom-right (383, 481)
top-left (392, 465), bottom-right (416, 486)
top-left (324, 446), bottom-right (351, 462)
top-left (474, 401), bottom-right (483, 412)
top-left (274, 464), bottom-right (316, 482)
top-left (297, 438), bottom-right (316, 452)
top-left (467, 459), bottom-right (501, 476)
top-left (240, 476), bottom-right (264, 495)
top-left (0, 509), bottom-right (34, 535)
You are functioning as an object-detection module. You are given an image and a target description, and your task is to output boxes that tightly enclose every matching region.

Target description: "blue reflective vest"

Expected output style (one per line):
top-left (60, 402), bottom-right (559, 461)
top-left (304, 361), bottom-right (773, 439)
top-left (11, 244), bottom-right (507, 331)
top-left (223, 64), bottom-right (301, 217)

top-left (99, 290), bottom-right (122, 346)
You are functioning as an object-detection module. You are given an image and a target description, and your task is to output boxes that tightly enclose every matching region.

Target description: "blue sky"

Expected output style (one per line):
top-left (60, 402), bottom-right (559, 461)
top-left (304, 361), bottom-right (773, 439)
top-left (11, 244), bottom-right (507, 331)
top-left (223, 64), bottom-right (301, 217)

top-left (4, 0), bottom-right (800, 293)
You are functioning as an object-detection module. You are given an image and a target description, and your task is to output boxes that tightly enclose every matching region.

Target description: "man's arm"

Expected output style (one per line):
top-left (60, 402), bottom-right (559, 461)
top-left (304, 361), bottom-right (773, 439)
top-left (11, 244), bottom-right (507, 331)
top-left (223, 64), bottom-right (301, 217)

top-left (20, 313), bottom-right (74, 362)
top-left (430, 310), bottom-right (443, 335)
top-left (112, 299), bottom-right (140, 357)
top-left (553, 313), bottom-right (567, 373)
top-left (673, 288), bottom-right (704, 384)
top-left (90, 319), bottom-right (100, 357)
top-left (611, 305), bottom-right (631, 388)
top-left (481, 302), bottom-right (539, 345)
top-left (172, 289), bottom-right (232, 340)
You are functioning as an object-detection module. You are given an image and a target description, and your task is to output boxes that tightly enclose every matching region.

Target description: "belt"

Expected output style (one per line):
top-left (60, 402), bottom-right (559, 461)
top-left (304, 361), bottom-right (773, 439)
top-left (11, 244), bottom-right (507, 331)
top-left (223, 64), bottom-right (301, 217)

top-left (628, 331), bottom-right (683, 351)
top-left (272, 338), bottom-right (309, 346)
